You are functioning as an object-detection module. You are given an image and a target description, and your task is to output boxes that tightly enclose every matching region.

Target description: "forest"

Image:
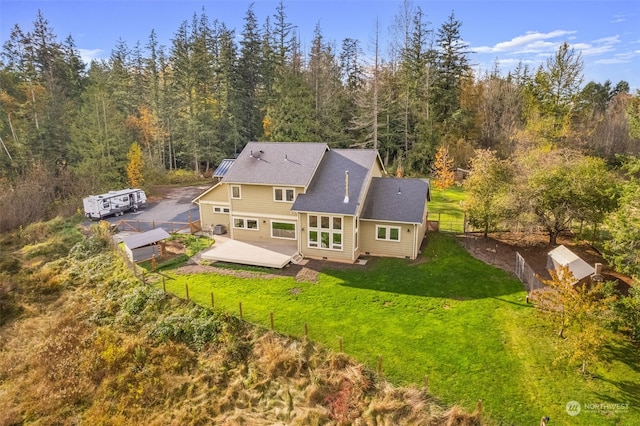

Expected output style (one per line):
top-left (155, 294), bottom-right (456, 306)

top-left (0, 1), bottom-right (639, 233)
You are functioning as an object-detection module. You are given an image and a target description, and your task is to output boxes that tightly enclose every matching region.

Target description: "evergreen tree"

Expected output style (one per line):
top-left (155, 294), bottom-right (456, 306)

top-left (432, 11), bottom-right (471, 132)
top-left (238, 4), bottom-right (263, 145)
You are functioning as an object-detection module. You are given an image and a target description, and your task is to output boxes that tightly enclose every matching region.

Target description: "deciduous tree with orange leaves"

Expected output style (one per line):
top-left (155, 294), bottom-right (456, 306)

top-left (433, 145), bottom-right (454, 199)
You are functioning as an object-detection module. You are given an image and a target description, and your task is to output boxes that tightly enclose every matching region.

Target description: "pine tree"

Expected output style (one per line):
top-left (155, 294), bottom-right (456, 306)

top-left (238, 4), bottom-right (263, 144)
top-left (432, 12), bottom-right (471, 132)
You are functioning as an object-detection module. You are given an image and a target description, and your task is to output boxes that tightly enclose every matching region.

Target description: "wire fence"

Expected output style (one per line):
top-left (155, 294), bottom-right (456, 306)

top-left (515, 252), bottom-right (545, 292)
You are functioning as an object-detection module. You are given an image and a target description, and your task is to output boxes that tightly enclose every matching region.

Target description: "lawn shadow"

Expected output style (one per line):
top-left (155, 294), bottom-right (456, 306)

top-left (321, 254), bottom-right (525, 300)
top-left (594, 342), bottom-right (640, 408)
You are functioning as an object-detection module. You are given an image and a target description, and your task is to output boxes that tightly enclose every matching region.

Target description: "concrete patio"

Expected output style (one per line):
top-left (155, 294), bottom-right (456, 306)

top-left (200, 235), bottom-right (299, 268)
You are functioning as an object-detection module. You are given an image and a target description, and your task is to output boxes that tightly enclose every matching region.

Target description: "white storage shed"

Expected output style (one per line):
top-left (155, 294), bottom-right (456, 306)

top-left (546, 245), bottom-right (595, 284)
top-left (122, 228), bottom-right (170, 262)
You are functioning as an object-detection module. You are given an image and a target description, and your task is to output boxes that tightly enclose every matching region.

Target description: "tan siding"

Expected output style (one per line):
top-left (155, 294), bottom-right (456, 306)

top-left (200, 208), bottom-right (231, 234)
top-left (201, 183), bottom-right (229, 203)
top-left (197, 184), bottom-right (230, 230)
top-left (232, 225), bottom-right (269, 242)
top-left (360, 221), bottom-right (417, 259)
top-left (231, 184), bottom-right (299, 219)
top-left (371, 160), bottom-right (384, 177)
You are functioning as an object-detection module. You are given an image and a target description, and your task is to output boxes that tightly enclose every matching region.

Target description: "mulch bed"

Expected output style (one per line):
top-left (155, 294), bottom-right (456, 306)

top-left (458, 231), bottom-right (633, 292)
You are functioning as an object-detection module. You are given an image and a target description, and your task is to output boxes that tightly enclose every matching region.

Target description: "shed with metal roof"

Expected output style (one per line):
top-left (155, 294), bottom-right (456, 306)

top-left (547, 245), bottom-right (595, 284)
top-left (122, 228), bottom-right (171, 262)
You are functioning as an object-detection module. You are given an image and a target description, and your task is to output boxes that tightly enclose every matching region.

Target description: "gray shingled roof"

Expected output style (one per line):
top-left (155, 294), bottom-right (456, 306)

top-left (291, 149), bottom-right (380, 215)
top-left (360, 178), bottom-right (430, 223)
top-left (222, 142), bottom-right (328, 186)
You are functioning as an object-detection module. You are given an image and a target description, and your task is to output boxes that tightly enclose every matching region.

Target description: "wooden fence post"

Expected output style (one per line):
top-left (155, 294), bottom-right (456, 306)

top-left (339, 337), bottom-right (343, 352)
top-left (304, 323), bottom-right (308, 337)
top-left (270, 312), bottom-right (274, 330)
top-left (211, 292), bottom-right (214, 308)
top-left (185, 283), bottom-right (189, 301)
top-left (424, 374), bottom-right (429, 392)
top-left (162, 276), bottom-right (166, 294)
top-left (239, 302), bottom-right (243, 320)
top-left (377, 355), bottom-right (382, 375)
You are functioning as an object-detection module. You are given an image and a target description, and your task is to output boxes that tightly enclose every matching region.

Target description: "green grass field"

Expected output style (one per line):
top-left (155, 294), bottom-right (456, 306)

top-left (154, 232), bottom-right (640, 425)
top-left (428, 184), bottom-right (466, 232)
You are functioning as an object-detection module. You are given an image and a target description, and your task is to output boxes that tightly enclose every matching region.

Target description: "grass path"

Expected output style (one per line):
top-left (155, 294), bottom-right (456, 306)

top-left (155, 233), bottom-right (640, 425)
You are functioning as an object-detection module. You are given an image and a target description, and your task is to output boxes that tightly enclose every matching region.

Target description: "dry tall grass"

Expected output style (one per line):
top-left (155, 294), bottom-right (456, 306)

top-left (0, 222), bottom-right (483, 425)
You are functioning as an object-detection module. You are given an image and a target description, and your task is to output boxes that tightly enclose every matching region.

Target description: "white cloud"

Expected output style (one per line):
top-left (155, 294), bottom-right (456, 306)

top-left (594, 51), bottom-right (637, 64)
top-left (78, 48), bottom-right (104, 64)
top-left (473, 30), bottom-right (576, 54)
top-left (574, 35), bottom-right (620, 56)
top-left (610, 13), bottom-right (635, 23)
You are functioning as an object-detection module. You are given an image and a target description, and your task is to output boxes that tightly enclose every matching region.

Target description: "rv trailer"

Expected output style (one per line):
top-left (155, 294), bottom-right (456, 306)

top-left (83, 188), bottom-right (147, 220)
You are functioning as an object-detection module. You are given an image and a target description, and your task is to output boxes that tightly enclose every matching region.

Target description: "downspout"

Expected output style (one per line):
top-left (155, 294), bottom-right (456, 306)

top-left (297, 211), bottom-right (302, 257)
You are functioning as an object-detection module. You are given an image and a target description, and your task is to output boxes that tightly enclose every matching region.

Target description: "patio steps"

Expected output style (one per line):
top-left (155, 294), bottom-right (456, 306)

top-left (290, 253), bottom-right (304, 264)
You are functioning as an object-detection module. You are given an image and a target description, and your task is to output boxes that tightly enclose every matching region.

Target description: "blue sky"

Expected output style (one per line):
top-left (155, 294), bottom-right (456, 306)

top-left (1, 0), bottom-right (639, 90)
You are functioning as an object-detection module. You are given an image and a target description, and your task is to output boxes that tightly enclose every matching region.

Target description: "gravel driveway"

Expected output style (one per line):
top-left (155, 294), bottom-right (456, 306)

top-left (101, 185), bottom-right (208, 233)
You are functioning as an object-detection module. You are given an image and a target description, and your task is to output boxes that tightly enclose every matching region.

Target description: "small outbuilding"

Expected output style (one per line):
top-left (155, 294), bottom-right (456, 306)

top-left (122, 228), bottom-right (171, 262)
top-left (546, 245), bottom-right (595, 285)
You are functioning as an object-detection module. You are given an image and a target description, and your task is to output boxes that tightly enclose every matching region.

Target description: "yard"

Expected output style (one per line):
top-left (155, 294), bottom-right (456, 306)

top-left (153, 232), bottom-right (639, 425)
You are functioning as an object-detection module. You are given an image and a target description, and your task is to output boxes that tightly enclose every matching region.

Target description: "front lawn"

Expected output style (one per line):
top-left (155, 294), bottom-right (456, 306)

top-left (156, 233), bottom-right (639, 425)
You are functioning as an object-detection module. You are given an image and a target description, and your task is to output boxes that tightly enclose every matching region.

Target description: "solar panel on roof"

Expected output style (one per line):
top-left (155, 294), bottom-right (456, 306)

top-left (213, 159), bottom-right (235, 177)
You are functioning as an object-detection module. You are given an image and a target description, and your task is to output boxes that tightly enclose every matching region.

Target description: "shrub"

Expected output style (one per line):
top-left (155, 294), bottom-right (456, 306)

top-left (166, 169), bottom-right (202, 184)
top-left (69, 235), bottom-right (108, 261)
top-left (149, 306), bottom-right (222, 351)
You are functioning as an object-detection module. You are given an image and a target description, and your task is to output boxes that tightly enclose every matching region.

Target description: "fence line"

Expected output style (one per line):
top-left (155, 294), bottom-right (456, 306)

top-left (112, 219), bottom-right (201, 234)
top-left (515, 252), bottom-right (545, 292)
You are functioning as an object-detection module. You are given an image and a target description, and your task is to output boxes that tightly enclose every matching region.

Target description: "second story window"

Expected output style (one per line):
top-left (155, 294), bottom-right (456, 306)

top-left (274, 187), bottom-right (295, 202)
top-left (231, 185), bottom-right (241, 199)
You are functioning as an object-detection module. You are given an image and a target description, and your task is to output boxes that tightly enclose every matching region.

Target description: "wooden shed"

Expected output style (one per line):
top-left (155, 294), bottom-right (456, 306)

top-left (122, 228), bottom-right (170, 262)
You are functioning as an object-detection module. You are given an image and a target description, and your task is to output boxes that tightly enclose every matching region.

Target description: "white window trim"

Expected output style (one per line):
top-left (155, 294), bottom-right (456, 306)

top-left (233, 217), bottom-right (259, 230)
top-left (270, 220), bottom-right (297, 240)
top-left (307, 214), bottom-right (343, 251)
top-left (376, 225), bottom-right (401, 242)
top-left (273, 187), bottom-right (295, 203)
top-left (213, 206), bottom-right (230, 213)
top-left (231, 185), bottom-right (242, 199)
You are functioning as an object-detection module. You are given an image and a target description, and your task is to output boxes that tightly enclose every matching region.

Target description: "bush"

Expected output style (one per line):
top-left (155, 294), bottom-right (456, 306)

top-left (69, 235), bottom-right (108, 261)
top-left (166, 169), bottom-right (203, 185)
top-left (149, 306), bottom-right (222, 351)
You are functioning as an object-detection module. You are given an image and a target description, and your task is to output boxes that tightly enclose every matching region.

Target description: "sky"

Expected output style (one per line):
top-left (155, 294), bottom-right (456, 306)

top-left (1, 0), bottom-right (639, 91)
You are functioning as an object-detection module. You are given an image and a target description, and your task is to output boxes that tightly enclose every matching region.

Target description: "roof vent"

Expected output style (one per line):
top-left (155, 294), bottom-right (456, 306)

top-left (398, 186), bottom-right (402, 195)
top-left (343, 171), bottom-right (350, 203)
top-left (250, 149), bottom-right (264, 159)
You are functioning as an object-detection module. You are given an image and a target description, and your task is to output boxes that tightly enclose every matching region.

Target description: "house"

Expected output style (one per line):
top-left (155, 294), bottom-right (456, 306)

top-left (193, 142), bottom-right (431, 265)
top-left (122, 228), bottom-right (171, 262)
